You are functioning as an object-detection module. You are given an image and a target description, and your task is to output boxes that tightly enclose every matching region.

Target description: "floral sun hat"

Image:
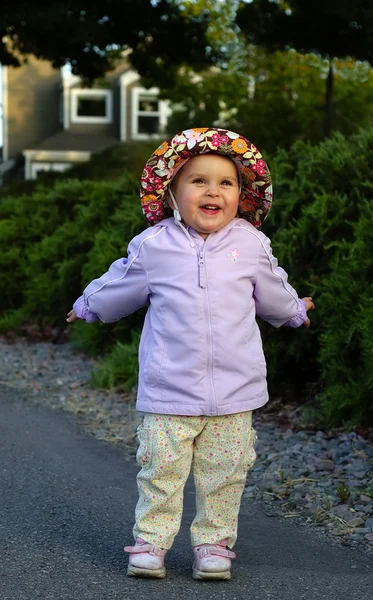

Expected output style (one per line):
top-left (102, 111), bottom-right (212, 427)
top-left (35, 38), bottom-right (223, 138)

top-left (140, 127), bottom-right (272, 228)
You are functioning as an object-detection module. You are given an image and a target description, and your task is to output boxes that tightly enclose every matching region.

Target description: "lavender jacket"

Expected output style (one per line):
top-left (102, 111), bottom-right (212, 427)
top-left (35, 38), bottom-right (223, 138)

top-left (74, 218), bottom-right (306, 416)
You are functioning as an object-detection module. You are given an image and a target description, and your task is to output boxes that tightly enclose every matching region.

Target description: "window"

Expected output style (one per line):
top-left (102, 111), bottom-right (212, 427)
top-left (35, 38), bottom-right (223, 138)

top-left (132, 87), bottom-right (168, 139)
top-left (71, 89), bottom-right (113, 124)
top-left (138, 95), bottom-right (160, 134)
top-left (77, 97), bottom-right (106, 117)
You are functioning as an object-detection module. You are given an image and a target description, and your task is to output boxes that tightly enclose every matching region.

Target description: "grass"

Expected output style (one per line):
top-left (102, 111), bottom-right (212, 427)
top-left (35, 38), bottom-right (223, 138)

top-left (337, 482), bottom-right (351, 503)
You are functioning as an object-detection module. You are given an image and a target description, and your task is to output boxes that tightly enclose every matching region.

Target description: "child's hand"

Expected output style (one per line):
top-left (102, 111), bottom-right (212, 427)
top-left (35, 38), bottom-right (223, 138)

top-left (66, 309), bottom-right (78, 323)
top-left (302, 297), bottom-right (315, 327)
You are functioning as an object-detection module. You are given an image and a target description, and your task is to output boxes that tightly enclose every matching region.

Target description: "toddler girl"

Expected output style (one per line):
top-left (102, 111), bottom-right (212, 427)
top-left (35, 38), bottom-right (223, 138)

top-left (67, 128), bottom-right (314, 581)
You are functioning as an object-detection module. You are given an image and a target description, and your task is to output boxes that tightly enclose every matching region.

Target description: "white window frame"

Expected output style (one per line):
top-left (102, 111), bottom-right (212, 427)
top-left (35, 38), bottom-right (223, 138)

top-left (119, 71), bottom-right (139, 141)
top-left (30, 162), bottom-right (72, 179)
top-left (70, 89), bottom-right (113, 124)
top-left (23, 150), bottom-right (91, 180)
top-left (131, 87), bottom-right (168, 140)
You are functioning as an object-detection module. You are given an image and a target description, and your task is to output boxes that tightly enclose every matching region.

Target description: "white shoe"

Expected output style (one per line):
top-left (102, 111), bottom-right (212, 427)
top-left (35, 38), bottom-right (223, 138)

top-left (192, 541), bottom-right (236, 580)
top-left (124, 537), bottom-right (167, 578)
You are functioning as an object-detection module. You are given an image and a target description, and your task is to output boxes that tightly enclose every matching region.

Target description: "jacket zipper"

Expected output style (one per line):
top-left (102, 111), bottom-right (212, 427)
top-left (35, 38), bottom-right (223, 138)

top-left (198, 241), bottom-right (217, 416)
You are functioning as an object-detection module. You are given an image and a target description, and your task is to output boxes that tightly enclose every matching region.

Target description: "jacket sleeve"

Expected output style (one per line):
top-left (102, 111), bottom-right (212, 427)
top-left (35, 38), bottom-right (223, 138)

top-left (282, 298), bottom-right (307, 328)
top-left (253, 233), bottom-right (306, 328)
top-left (75, 236), bottom-right (150, 323)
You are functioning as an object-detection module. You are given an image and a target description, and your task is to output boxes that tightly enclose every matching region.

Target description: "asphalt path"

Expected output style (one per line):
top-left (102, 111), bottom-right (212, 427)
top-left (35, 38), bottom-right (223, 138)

top-left (1, 385), bottom-right (372, 600)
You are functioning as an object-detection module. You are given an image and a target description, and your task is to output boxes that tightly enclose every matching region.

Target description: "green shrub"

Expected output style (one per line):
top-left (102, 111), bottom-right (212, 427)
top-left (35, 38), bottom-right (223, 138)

top-left (315, 204), bottom-right (373, 426)
top-left (260, 127), bottom-right (373, 427)
top-left (1, 130), bottom-right (372, 427)
top-left (90, 331), bottom-right (141, 391)
top-left (0, 175), bottom-right (146, 347)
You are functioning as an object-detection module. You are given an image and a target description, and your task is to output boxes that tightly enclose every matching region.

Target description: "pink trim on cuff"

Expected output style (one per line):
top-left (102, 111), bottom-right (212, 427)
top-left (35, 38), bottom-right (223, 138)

top-left (283, 298), bottom-right (307, 328)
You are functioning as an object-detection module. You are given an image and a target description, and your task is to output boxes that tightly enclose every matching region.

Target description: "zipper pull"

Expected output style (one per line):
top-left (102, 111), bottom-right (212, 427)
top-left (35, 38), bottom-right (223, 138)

top-left (198, 252), bottom-right (206, 288)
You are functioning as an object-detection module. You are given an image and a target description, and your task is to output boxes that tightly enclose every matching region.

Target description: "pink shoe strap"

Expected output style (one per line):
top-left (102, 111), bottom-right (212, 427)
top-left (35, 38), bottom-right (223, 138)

top-left (124, 543), bottom-right (167, 557)
top-left (194, 544), bottom-right (236, 559)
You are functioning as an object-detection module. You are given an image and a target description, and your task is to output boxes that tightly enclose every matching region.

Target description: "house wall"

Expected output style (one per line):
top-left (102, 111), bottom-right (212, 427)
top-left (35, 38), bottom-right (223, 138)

top-left (4, 55), bottom-right (61, 160)
top-left (2, 50), bottom-right (169, 182)
top-left (102, 58), bottom-right (133, 138)
top-left (63, 59), bottom-right (132, 138)
top-left (62, 62), bottom-right (167, 142)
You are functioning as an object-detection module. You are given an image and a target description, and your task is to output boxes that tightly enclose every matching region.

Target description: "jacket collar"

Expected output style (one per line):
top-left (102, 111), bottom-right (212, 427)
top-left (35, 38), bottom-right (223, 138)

top-left (187, 218), bottom-right (243, 249)
top-left (156, 217), bottom-right (250, 250)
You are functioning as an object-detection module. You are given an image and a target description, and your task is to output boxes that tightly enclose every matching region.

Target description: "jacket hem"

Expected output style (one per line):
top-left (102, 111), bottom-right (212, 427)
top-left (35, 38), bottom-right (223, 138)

top-left (135, 392), bottom-right (269, 416)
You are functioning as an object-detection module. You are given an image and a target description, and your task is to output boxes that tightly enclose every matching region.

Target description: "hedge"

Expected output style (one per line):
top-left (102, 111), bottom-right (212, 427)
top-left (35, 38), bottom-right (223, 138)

top-left (0, 130), bottom-right (372, 427)
top-left (260, 127), bottom-right (373, 427)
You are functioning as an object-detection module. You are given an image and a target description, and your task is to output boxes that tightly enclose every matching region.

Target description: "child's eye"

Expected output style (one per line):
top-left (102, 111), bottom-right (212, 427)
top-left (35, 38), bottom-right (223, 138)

top-left (221, 180), bottom-right (233, 185)
top-left (193, 178), bottom-right (205, 184)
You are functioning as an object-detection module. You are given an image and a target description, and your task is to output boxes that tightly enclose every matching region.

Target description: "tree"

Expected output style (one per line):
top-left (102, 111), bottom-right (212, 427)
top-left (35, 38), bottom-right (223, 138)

top-left (236, 0), bottom-right (373, 136)
top-left (167, 48), bottom-right (373, 153)
top-left (0, 0), bottom-right (212, 84)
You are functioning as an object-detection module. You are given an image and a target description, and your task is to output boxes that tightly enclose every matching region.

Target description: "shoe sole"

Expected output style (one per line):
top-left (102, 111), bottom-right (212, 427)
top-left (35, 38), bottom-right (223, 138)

top-left (127, 565), bottom-right (166, 579)
top-left (193, 569), bottom-right (231, 580)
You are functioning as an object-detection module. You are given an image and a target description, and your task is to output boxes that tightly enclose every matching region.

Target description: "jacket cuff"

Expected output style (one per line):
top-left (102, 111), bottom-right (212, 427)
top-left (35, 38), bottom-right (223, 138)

top-left (282, 298), bottom-right (307, 328)
top-left (73, 295), bottom-right (99, 323)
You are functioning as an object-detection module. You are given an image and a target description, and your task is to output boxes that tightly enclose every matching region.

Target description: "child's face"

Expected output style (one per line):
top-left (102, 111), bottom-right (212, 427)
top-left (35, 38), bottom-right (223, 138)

top-left (170, 154), bottom-right (240, 239)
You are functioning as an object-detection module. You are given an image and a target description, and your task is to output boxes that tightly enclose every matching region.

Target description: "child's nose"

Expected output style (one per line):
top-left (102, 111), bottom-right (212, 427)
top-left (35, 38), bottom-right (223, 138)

top-left (206, 184), bottom-right (219, 196)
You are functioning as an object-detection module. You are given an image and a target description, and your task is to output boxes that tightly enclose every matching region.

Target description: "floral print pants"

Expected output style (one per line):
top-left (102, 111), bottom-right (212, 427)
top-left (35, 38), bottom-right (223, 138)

top-left (132, 411), bottom-right (257, 550)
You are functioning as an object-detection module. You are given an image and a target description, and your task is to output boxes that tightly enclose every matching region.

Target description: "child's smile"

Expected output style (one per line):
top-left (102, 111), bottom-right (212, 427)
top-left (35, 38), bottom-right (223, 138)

top-left (199, 204), bottom-right (221, 215)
